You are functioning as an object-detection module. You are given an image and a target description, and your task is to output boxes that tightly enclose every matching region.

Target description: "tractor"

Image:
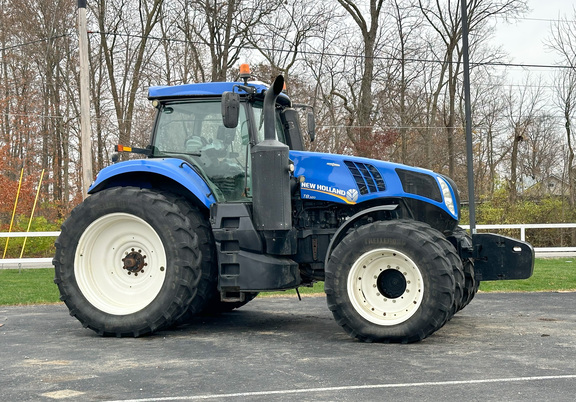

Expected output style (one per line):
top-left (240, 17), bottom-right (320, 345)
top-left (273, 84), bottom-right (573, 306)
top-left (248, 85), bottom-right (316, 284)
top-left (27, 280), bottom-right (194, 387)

top-left (53, 65), bottom-right (534, 343)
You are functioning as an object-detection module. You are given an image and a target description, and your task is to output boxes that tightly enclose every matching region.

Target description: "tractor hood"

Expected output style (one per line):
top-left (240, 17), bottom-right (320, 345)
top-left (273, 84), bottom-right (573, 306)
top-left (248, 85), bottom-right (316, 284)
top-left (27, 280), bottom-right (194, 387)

top-left (289, 150), bottom-right (459, 220)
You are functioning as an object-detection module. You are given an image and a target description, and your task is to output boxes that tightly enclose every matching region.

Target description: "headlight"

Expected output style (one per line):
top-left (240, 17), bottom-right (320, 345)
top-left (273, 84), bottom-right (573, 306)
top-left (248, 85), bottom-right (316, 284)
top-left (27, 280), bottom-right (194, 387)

top-left (437, 176), bottom-right (456, 216)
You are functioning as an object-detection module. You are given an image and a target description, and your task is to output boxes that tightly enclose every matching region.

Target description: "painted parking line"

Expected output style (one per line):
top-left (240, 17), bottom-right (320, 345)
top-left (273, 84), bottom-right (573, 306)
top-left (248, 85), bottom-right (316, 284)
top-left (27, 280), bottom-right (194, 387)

top-left (109, 374), bottom-right (576, 402)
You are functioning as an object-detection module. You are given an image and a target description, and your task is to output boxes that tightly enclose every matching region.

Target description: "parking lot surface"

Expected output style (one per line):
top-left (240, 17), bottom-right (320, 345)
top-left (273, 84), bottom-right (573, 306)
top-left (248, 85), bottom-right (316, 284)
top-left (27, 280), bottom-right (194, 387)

top-left (1, 292), bottom-right (576, 401)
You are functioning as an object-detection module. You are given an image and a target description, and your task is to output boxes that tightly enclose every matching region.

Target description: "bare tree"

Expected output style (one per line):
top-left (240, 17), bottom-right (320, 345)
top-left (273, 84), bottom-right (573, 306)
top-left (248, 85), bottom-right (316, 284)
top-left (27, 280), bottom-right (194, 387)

top-left (547, 8), bottom-right (576, 205)
top-left (179, 0), bottom-right (279, 82)
top-left (155, 1), bottom-right (208, 85)
top-left (385, 0), bottom-right (426, 165)
top-left (247, 0), bottom-right (332, 84)
top-left (504, 75), bottom-right (545, 203)
top-left (510, 112), bottom-right (562, 199)
top-left (469, 74), bottom-right (508, 198)
top-left (300, 18), bottom-right (352, 155)
top-left (336, 0), bottom-right (385, 157)
top-left (554, 69), bottom-right (576, 206)
top-left (93, 0), bottom-right (164, 149)
top-left (417, 0), bottom-right (528, 174)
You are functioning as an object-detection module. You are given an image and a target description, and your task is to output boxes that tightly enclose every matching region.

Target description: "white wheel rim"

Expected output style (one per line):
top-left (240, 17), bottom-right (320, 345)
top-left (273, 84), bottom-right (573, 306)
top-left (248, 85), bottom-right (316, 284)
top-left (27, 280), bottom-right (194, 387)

top-left (75, 213), bottom-right (167, 315)
top-left (347, 248), bottom-right (424, 326)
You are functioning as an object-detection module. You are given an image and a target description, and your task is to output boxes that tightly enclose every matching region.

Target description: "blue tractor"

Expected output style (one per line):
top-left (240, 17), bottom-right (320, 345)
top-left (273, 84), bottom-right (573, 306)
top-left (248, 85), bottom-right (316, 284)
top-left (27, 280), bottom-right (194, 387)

top-left (54, 68), bottom-right (534, 343)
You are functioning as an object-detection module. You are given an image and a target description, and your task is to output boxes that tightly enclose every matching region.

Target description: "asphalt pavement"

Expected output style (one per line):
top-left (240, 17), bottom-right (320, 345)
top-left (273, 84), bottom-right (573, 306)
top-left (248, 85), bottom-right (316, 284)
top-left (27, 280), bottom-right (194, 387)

top-left (1, 292), bottom-right (576, 401)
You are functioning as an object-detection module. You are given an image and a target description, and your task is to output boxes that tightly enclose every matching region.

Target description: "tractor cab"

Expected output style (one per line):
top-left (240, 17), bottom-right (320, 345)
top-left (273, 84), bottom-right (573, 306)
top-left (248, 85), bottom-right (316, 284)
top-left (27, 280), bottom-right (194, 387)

top-left (148, 68), bottom-right (306, 202)
top-left (151, 99), bottom-right (254, 201)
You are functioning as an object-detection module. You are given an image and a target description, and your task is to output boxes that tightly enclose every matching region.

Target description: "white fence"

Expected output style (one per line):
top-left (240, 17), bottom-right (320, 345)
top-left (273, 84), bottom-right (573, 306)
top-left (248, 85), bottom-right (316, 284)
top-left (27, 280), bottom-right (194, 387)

top-left (461, 223), bottom-right (576, 254)
top-left (2, 224), bottom-right (576, 269)
top-left (0, 231), bottom-right (59, 270)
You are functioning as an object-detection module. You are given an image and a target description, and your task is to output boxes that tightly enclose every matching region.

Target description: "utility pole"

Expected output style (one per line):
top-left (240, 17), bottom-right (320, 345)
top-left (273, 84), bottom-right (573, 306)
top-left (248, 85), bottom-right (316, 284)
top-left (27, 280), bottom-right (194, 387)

top-left (78, 0), bottom-right (93, 199)
top-left (460, 0), bottom-right (476, 234)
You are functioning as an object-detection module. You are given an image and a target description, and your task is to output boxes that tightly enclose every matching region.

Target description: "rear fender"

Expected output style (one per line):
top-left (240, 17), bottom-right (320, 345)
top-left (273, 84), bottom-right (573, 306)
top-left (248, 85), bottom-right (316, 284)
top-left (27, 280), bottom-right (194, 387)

top-left (88, 158), bottom-right (217, 208)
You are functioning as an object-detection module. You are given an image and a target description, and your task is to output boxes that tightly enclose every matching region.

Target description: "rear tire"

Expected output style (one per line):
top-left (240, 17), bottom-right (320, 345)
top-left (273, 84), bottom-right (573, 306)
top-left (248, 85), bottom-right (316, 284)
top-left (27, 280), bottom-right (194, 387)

top-left (54, 187), bottom-right (203, 337)
top-left (325, 220), bottom-right (455, 343)
top-left (165, 195), bottom-right (257, 322)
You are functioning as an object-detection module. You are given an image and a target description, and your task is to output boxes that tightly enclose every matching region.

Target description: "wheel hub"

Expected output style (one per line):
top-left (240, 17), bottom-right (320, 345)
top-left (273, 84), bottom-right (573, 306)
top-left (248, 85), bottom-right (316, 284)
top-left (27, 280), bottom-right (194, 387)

top-left (122, 249), bottom-right (147, 275)
top-left (377, 269), bottom-right (407, 299)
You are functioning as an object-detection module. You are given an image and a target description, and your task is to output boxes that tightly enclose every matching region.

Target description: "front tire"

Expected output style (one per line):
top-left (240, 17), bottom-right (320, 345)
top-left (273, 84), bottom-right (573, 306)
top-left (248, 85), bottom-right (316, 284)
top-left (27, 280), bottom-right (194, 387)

top-left (54, 187), bottom-right (202, 337)
top-left (447, 227), bottom-right (478, 311)
top-left (325, 220), bottom-right (455, 343)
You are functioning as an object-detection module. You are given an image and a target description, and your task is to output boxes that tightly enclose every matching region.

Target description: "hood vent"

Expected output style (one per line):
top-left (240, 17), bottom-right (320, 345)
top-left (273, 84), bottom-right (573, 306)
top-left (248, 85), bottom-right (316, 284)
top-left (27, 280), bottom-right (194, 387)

top-left (344, 161), bottom-right (386, 195)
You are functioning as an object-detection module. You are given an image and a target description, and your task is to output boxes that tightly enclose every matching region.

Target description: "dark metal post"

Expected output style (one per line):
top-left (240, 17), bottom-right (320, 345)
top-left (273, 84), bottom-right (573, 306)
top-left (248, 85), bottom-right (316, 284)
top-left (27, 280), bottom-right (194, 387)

top-left (460, 0), bottom-right (476, 234)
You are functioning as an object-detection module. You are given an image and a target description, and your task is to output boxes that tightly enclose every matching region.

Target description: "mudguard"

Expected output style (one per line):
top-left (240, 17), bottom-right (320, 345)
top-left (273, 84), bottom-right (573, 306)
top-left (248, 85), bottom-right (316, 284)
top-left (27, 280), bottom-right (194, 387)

top-left (88, 158), bottom-right (217, 208)
top-left (472, 233), bottom-right (535, 281)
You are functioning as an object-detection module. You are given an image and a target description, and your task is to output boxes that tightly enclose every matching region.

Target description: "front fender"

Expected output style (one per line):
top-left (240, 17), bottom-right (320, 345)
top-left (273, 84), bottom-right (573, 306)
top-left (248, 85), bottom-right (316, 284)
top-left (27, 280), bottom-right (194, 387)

top-left (324, 205), bottom-right (399, 265)
top-left (89, 158), bottom-right (217, 208)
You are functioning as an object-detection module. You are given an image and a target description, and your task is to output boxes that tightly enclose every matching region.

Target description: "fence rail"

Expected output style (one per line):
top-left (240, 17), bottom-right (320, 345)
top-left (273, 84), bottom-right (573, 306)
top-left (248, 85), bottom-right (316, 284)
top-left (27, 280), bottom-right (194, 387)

top-left (1, 231), bottom-right (60, 270)
top-left (461, 223), bottom-right (576, 254)
top-left (2, 224), bottom-right (576, 269)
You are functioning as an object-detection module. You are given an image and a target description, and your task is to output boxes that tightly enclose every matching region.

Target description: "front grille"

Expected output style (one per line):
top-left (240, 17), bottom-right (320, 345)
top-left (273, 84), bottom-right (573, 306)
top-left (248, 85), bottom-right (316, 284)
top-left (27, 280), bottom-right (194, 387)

top-left (395, 168), bottom-right (442, 202)
top-left (345, 161), bottom-right (386, 195)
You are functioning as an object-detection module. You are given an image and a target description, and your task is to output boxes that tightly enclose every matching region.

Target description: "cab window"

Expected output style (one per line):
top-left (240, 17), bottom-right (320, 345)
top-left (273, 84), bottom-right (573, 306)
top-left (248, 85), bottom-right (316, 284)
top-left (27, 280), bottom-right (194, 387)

top-left (251, 102), bottom-right (287, 144)
top-left (153, 100), bottom-right (250, 201)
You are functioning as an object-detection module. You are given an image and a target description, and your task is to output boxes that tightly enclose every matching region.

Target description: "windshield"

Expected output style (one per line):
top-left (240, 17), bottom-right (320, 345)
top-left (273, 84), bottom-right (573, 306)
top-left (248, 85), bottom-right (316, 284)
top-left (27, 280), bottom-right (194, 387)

top-left (251, 102), bottom-right (287, 144)
top-left (152, 99), bottom-right (289, 201)
top-left (153, 100), bottom-right (250, 201)
top-left (153, 101), bottom-right (247, 152)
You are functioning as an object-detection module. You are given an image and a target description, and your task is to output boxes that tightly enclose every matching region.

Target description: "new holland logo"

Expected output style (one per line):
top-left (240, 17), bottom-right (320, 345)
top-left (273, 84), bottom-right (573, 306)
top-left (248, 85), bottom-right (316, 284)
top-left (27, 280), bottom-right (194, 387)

top-left (346, 188), bottom-right (358, 202)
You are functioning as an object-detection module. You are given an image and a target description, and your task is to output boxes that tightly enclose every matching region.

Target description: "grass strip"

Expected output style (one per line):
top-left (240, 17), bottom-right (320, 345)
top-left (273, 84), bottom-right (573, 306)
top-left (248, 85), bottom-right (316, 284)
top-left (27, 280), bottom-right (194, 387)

top-left (0, 268), bottom-right (60, 305)
top-left (478, 257), bottom-right (576, 292)
top-left (0, 258), bottom-right (575, 306)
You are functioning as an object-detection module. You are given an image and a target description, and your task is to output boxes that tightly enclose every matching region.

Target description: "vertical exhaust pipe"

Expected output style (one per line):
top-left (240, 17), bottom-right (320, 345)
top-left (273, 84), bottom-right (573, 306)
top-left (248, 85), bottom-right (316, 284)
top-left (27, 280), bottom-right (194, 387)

top-left (263, 75), bottom-right (285, 140)
top-left (251, 76), bottom-right (291, 231)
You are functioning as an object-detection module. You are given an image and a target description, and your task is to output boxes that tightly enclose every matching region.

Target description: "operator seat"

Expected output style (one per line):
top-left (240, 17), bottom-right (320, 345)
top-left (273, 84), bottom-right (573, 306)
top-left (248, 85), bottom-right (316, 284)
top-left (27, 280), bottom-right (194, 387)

top-left (186, 128), bottom-right (245, 201)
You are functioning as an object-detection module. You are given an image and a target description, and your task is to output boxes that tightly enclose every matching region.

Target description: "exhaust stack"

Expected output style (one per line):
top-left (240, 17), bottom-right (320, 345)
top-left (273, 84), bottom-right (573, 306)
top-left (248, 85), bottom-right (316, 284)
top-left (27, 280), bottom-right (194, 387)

top-left (251, 76), bottom-right (291, 231)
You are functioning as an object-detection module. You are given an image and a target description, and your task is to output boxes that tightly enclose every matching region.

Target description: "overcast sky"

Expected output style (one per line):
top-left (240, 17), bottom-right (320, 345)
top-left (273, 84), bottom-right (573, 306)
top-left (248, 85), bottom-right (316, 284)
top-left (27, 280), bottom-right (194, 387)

top-left (493, 0), bottom-right (573, 67)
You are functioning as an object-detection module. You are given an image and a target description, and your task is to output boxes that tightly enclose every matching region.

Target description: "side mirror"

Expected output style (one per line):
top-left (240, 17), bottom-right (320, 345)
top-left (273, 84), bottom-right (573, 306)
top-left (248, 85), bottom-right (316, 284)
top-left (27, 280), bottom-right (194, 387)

top-left (222, 91), bottom-right (240, 128)
top-left (307, 110), bottom-right (316, 142)
top-left (280, 108), bottom-right (304, 150)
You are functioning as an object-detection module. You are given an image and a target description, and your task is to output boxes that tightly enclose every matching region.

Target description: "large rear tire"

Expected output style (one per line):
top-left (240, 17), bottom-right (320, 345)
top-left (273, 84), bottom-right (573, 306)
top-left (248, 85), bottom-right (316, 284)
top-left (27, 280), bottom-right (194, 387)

top-left (325, 220), bottom-right (455, 343)
top-left (53, 187), bottom-right (204, 337)
top-left (165, 195), bottom-right (258, 323)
